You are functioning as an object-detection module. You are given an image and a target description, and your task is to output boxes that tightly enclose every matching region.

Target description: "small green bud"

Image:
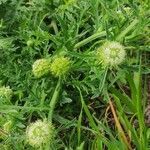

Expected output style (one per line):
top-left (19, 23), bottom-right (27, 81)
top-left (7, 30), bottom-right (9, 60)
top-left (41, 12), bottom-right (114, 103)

top-left (0, 86), bottom-right (13, 100)
top-left (97, 41), bottom-right (126, 68)
top-left (27, 40), bottom-right (34, 47)
top-left (50, 56), bottom-right (71, 77)
top-left (26, 120), bottom-right (54, 147)
top-left (32, 59), bottom-right (51, 78)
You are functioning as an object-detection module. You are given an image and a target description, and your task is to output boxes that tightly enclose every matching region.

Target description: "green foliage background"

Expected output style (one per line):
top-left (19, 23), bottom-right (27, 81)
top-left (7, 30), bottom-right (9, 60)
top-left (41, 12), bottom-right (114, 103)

top-left (0, 0), bottom-right (150, 149)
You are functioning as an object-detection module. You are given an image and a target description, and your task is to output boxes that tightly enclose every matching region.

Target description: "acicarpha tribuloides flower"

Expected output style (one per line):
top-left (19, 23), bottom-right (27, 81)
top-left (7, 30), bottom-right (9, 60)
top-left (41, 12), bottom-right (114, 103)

top-left (50, 56), bottom-right (72, 77)
top-left (32, 58), bottom-right (51, 78)
top-left (26, 120), bottom-right (54, 147)
top-left (97, 41), bottom-right (126, 68)
top-left (0, 86), bottom-right (13, 100)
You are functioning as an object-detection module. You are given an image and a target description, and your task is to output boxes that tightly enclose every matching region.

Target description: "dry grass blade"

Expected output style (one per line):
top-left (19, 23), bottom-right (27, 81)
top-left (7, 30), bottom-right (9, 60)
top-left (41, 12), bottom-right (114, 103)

top-left (109, 100), bottom-right (132, 150)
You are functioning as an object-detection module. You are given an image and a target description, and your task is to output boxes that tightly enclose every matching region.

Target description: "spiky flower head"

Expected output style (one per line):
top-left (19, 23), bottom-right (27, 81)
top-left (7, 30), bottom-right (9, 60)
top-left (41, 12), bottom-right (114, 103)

top-left (0, 86), bottom-right (13, 100)
top-left (26, 120), bottom-right (54, 147)
top-left (97, 41), bottom-right (126, 68)
top-left (32, 59), bottom-right (51, 78)
top-left (50, 56), bottom-right (71, 77)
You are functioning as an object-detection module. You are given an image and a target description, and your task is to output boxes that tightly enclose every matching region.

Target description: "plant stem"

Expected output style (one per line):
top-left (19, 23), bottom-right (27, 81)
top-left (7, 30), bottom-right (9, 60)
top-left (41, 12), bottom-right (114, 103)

top-left (48, 77), bottom-right (61, 122)
top-left (99, 68), bottom-right (108, 93)
top-left (0, 105), bottom-right (50, 111)
top-left (116, 19), bottom-right (139, 41)
top-left (74, 31), bottom-right (106, 49)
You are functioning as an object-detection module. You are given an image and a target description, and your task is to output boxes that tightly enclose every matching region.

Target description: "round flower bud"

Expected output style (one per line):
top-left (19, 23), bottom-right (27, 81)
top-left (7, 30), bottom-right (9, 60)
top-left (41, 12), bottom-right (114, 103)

top-left (97, 41), bottom-right (126, 67)
top-left (32, 59), bottom-right (51, 78)
top-left (26, 120), bottom-right (54, 147)
top-left (50, 56), bottom-right (71, 77)
top-left (0, 86), bottom-right (13, 100)
top-left (27, 40), bottom-right (34, 47)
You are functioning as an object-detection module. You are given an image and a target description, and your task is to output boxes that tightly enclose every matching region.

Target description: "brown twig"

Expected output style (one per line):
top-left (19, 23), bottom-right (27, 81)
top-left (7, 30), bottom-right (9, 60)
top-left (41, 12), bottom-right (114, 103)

top-left (109, 100), bottom-right (132, 150)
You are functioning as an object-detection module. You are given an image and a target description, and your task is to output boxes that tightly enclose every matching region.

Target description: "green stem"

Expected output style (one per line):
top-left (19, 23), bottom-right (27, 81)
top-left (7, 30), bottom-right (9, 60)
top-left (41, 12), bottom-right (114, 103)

top-left (116, 19), bottom-right (139, 41)
top-left (48, 77), bottom-right (61, 122)
top-left (74, 31), bottom-right (106, 49)
top-left (99, 68), bottom-right (108, 93)
top-left (135, 59), bottom-right (145, 149)
top-left (0, 105), bottom-right (50, 111)
top-left (51, 20), bottom-right (59, 34)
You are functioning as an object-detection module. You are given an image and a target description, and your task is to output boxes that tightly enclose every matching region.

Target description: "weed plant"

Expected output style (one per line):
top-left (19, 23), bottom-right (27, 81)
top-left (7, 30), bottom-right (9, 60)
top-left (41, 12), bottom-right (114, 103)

top-left (0, 0), bottom-right (150, 150)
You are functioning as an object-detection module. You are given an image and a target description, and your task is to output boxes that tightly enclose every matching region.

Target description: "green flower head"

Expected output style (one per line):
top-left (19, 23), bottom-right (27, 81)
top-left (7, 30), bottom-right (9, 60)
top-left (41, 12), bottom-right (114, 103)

top-left (26, 120), bottom-right (54, 147)
top-left (97, 41), bottom-right (126, 68)
top-left (32, 59), bottom-right (51, 78)
top-left (0, 86), bottom-right (13, 100)
top-left (50, 56), bottom-right (71, 77)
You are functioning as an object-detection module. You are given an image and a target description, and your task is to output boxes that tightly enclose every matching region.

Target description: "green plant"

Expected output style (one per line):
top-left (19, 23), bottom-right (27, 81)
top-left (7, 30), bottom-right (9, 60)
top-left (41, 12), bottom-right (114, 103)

top-left (0, 0), bottom-right (149, 149)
